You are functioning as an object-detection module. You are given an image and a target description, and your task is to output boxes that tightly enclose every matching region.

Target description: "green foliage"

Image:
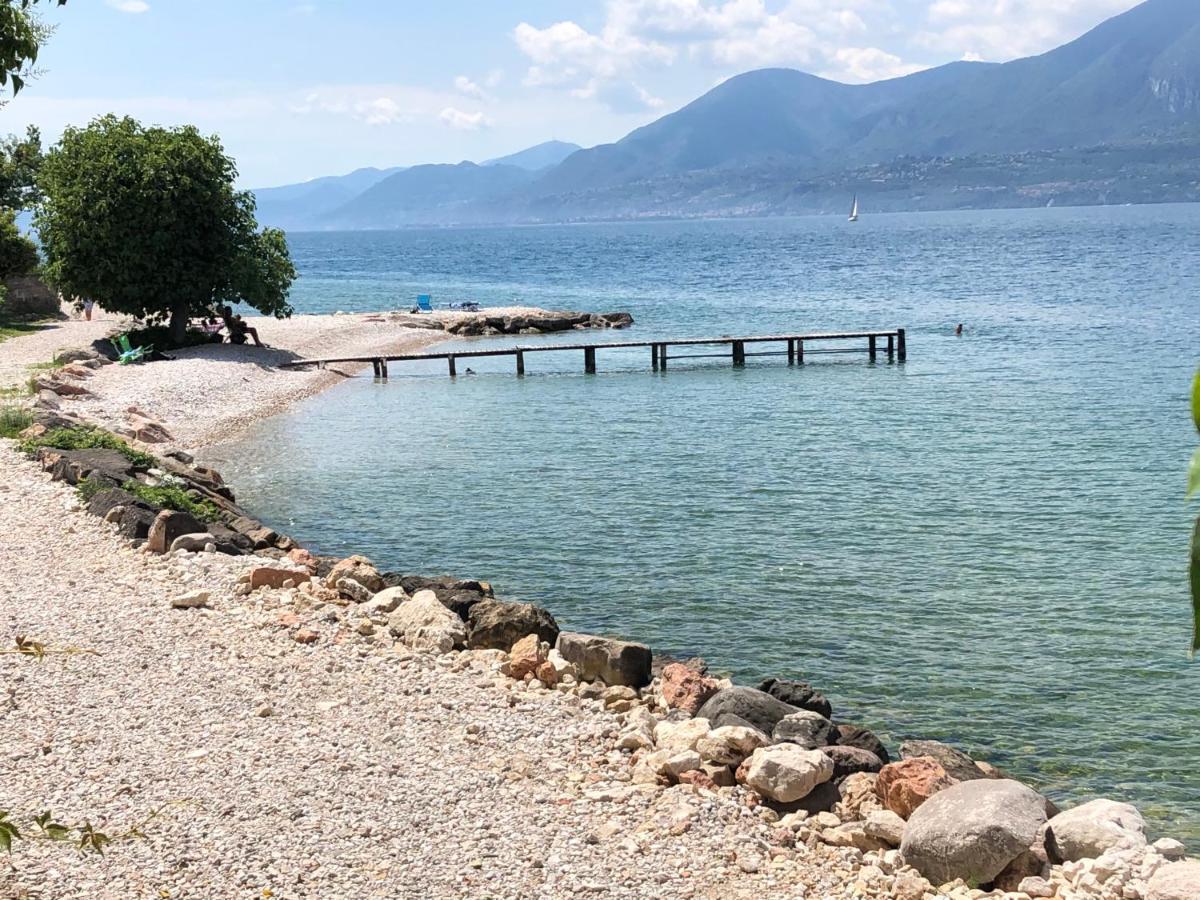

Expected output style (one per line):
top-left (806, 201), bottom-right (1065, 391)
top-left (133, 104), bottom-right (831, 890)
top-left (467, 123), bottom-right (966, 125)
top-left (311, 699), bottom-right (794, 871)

top-left (74, 475), bottom-right (106, 503)
top-left (0, 403), bottom-right (32, 438)
top-left (0, 125), bottom-right (44, 209)
top-left (17, 425), bottom-right (156, 467)
top-left (1186, 370), bottom-right (1200, 652)
top-left (121, 481), bottom-right (222, 524)
top-left (36, 115), bottom-right (296, 345)
top-left (0, 1), bottom-right (65, 100)
top-left (0, 208), bottom-right (38, 278)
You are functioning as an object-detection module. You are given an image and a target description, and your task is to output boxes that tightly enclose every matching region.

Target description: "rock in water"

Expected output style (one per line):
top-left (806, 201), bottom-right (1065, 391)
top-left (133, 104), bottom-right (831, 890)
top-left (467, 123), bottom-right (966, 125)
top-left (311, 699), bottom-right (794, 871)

top-left (388, 590), bottom-right (467, 654)
top-left (1041, 798), bottom-right (1148, 862)
top-left (696, 687), bottom-right (798, 735)
top-left (758, 678), bottom-right (833, 719)
top-left (771, 711), bottom-right (839, 749)
top-left (1147, 860), bottom-right (1200, 900)
top-left (739, 744), bottom-right (834, 804)
top-left (146, 509), bottom-right (204, 555)
top-left (836, 724), bottom-right (891, 764)
top-left (660, 662), bottom-right (720, 715)
top-left (899, 779), bottom-right (1049, 887)
top-left (876, 757), bottom-right (957, 819)
top-left (467, 600), bottom-right (559, 651)
top-left (899, 739), bottom-right (988, 783)
top-left (555, 632), bottom-right (652, 688)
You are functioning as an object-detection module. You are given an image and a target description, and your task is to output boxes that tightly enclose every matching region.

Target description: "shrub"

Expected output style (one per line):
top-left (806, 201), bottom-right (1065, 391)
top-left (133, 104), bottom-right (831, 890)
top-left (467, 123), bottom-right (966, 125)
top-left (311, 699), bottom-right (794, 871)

top-left (75, 476), bottom-right (108, 504)
top-left (17, 426), bottom-right (156, 468)
top-left (120, 481), bottom-right (222, 523)
top-left (0, 404), bottom-right (33, 438)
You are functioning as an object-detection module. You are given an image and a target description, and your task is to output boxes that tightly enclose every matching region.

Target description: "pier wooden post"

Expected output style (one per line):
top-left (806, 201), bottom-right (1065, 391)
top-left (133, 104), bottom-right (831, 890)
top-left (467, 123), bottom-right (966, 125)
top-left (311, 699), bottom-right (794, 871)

top-left (380, 359), bottom-right (388, 379)
top-left (897, 329), bottom-right (907, 363)
top-left (796, 340), bottom-right (805, 365)
top-left (887, 334), bottom-right (895, 361)
top-left (732, 341), bottom-right (745, 367)
top-left (584, 346), bottom-right (597, 374)
top-left (787, 340), bottom-right (795, 365)
top-left (516, 350), bottom-right (525, 376)
top-left (659, 344), bottom-right (667, 370)
top-left (448, 355), bottom-right (457, 377)
top-left (372, 359), bottom-right (381, 378)
top-left (651, 344), bottom-right (659, 371)
top-left (869, 334), bottom-right (877, 362)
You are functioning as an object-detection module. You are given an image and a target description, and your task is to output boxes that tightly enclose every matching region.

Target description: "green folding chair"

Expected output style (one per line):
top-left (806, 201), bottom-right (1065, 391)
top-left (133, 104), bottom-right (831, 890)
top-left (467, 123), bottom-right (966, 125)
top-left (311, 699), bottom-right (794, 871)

top-left (113, 333), bottom-right (147, 365)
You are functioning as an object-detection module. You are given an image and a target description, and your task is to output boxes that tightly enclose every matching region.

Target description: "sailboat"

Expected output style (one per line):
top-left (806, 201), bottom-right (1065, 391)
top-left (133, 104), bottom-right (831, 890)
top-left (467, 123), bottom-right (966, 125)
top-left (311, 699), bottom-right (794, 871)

top-left (848, 194), bottom-right (859, 222)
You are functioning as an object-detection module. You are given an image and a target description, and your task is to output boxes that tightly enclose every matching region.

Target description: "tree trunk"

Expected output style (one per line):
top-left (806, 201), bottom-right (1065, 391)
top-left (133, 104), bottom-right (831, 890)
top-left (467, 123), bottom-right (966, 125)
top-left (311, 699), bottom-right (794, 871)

top-left (168, 301), bottom-right (189, 347)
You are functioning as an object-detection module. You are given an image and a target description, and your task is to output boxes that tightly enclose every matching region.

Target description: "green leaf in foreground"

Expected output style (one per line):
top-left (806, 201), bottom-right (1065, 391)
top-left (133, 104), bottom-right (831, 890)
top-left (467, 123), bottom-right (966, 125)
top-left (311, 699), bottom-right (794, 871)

top-left (1191, 518), bottom-right (1200, 658)
top-left (0, 812), bottom-right (20, 853)
top-left (1189, 448), bottom-right (1200, 501)
top-left (1192, 370), bottom-right (1200, 434)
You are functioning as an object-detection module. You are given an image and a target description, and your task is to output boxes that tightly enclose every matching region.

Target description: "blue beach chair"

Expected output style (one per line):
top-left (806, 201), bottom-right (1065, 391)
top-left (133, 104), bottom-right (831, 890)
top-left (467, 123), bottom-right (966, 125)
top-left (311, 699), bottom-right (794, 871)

top-left (416, 294), bottom-right (433, 313)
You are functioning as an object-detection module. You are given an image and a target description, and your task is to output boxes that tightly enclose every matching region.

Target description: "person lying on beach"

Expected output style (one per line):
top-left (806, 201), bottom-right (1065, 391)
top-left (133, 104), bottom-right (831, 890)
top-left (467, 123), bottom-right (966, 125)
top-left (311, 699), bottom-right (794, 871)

top-left (221, 305), bottom-right (265, 347)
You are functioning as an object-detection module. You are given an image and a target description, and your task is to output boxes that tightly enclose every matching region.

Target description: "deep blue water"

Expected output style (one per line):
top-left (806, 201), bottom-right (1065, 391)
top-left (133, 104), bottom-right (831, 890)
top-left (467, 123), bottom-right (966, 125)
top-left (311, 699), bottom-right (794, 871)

top-left (215, 207), bottom-right (1200, 837)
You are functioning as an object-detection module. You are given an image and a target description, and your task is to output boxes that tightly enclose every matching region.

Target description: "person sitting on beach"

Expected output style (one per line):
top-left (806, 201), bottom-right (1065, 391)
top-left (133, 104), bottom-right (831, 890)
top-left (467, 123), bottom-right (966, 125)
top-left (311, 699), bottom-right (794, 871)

top-left (221, 305), bottom-right (264, 347)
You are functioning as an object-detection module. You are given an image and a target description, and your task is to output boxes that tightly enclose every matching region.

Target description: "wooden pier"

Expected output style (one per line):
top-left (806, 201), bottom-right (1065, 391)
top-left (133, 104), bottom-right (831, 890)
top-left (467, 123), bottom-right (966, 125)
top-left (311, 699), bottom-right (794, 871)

top-left (280, 329), bottom-right (907, 379)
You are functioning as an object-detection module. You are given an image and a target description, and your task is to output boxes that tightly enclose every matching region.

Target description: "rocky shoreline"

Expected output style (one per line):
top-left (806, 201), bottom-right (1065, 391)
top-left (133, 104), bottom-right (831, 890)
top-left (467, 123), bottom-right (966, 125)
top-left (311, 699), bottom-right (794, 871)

top-left (3, 336), bottom-right (1198, 899)
top-left (383, 309), bottom-right (634, 337)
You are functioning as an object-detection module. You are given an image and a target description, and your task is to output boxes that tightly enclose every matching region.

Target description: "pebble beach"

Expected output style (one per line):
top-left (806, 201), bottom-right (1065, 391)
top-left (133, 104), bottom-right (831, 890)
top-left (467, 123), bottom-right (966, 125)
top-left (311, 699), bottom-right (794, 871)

top-left (2, 310), bottom-right (1199, 899)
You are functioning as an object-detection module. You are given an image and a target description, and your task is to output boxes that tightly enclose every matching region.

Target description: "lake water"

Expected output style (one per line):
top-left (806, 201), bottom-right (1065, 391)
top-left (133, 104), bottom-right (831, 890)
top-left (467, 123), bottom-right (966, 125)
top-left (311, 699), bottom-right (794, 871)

top-left (214, 206), bottom-right (1200, 838)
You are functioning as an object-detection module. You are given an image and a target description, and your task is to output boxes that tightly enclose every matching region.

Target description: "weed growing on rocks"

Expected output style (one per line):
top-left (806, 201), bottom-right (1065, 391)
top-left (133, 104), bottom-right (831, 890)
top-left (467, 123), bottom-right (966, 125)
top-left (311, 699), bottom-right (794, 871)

top-left (120, 481), bottom-right (223, 523)
top-left (0, 404), bottom-right (32, 439)
top-left (17, 426), bottom-right (156, 468)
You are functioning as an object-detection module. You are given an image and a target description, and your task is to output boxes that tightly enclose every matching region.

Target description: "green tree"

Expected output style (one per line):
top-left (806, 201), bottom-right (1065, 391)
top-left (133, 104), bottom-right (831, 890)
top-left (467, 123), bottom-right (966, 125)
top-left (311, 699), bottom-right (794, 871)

top-left (36, 115), bottom-right (296, 343)
top-left (0, 126), bottom-right (44, 209)
top-left (0, 0), bottom-right (65, 99)
top-left (1190, 370), bottom-right (1200, 656)
top-left (0, 208), bottom-right (39, 278)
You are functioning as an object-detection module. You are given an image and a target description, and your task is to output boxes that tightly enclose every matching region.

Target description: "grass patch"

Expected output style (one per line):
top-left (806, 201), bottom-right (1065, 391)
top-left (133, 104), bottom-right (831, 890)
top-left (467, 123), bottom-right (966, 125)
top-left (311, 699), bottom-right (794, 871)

top-left (26, 355), bottom-right (67, 372)
top-left (121, 481), bottom-right (222, 523)
top-left (75, 476), bottom-right (109, 504)
top-left (0, 405), bottom-right (33, 439)
top-left (0, 384), bottom-right (31, 400)
top-left (0, 318), bottom-right (50, 344)
top-left (18, 426), bottom-right (157, 468)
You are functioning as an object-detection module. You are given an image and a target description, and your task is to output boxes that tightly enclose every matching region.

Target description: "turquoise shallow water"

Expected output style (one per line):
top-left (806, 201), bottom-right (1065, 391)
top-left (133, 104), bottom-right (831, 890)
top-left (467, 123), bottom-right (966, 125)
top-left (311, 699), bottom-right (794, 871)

top-left (215, 206), bottom-right (1200, 838)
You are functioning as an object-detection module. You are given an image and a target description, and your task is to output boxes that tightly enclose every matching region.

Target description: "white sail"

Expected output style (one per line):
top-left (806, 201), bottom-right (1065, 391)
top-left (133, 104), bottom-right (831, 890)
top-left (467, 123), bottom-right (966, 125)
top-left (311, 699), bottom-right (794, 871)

top-left (849, 195), bottom-right (859, 222)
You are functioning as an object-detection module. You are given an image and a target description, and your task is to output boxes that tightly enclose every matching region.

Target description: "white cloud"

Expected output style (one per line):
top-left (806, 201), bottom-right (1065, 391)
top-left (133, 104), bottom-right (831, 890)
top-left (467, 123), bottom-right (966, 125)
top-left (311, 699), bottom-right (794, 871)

top-left (289, 88), bottom-right (430, 126)
top-left (439, 107), bottom-right (491, 130)
top-left (106, 0), bottom-right (150, 12)
top-left (455, 75), bottom-right (487, 99)
top-left (826, 47), bottom-right (927, 83)
top-left (919, 0), bottom-right (1136, 60)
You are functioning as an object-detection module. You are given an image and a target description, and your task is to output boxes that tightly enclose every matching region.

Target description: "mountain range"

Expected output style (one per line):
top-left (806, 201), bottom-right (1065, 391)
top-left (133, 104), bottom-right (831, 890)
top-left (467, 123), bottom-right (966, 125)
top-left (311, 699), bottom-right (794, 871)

top-left (253, 0), bottom-right (1200, 230)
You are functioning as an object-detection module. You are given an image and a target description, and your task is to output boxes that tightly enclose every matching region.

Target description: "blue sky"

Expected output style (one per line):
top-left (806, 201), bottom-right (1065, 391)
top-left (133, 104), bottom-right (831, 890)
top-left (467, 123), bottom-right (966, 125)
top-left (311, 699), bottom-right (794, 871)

top-left (5, 0), bottom-right (1140, 188)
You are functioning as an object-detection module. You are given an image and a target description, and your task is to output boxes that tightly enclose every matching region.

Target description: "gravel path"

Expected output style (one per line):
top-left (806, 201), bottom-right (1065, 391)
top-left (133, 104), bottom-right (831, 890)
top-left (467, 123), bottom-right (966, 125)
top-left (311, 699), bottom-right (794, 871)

top-left (0, 305), bottom-right (130, 391)
top-left (0, 443), bottom-right (866, 899)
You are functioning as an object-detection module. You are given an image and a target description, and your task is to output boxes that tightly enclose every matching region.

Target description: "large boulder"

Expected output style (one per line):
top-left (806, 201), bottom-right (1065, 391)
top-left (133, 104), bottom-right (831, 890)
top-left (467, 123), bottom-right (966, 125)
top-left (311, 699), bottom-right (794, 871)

top-left (42, 448), bottom-right (139, 487)
top-left (823, 745), bottom-right (884, 781)
top-left (696, 687), bottom-right (798, 735)
top-left (695, 725), bottom-right (769, 766)
top-left (758, 678), bottom-right (833, 719)
top-left (899, 739), bottom-right (988, 783)
top-left (1041, 799), bottom-right (1148, 863)
top-left (323, 555), bottom-right (385, 594)
top-left (467, 600), bottom-right (558, 651)
top-left (876, 757), bottom-right (958, 819)
top-left (1148, 860), bottom-right (1200, 900)
top-left (86, 488), bottom-right (160, 539)
top-left (146, 509), bottom-right (204, 555)
top-left (899, 779), bottom-right (1049, 887)
top-left (836, 724), bottom-right (891, 764)
top-left (772, 711), bottom-right (839, 749)
top-left (740, 744), bottom-right (834, 804)
top-left (388, 590), bottom-right (467, 654)
top-left (556, 632), bottom-right (652, 688)
top-left (660, 662), bottom-right (720, 715)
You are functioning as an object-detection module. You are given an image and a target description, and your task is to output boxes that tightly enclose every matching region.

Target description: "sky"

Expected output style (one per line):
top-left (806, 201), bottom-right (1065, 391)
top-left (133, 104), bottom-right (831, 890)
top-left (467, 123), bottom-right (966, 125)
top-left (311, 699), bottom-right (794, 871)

top-left (2, 0), bottom-right (1142, 188)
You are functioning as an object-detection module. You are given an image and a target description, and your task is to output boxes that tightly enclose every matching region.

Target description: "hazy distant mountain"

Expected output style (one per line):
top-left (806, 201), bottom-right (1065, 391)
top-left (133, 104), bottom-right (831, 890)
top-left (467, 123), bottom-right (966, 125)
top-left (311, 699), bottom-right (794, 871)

top-left (483, 140), bottom-right (582, 171)
top-left (321, 162), bottom-right (537, 229)
top-left (253, 166), bottom-right (403, 230)
top-left (259, 0), bottom-right (1200, 229)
